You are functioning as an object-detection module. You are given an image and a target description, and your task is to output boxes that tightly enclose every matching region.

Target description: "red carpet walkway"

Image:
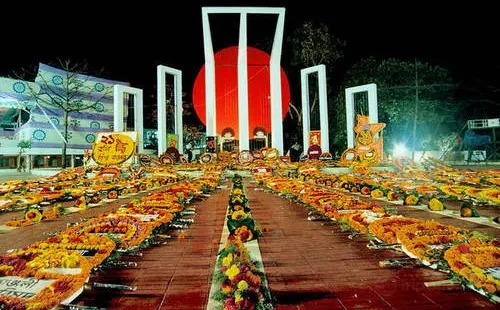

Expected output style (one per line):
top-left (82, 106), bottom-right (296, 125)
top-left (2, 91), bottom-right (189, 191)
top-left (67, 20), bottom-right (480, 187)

top-left (245, 181), bottom-right (497, 310)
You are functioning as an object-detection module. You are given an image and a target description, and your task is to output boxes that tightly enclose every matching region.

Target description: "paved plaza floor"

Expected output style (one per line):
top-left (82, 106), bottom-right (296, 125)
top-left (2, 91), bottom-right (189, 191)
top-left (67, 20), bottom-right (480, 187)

top-left (0, 174), bottom-right (498, 309)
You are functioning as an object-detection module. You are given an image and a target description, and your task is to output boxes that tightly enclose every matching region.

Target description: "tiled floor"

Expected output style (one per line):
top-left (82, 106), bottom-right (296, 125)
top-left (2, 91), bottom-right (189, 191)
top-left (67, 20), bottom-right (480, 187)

top-left (244, 181), bottom-right (498, 310)
top-left (1, 178), bottom-right (498, 309)
top-left (71, 184), bottom-right (231, 309)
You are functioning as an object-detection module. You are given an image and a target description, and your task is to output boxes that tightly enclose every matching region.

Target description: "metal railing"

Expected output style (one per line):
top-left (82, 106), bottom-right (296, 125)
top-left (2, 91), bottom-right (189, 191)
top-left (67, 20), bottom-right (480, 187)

top-left (467, 118), bottom-right (500, 129)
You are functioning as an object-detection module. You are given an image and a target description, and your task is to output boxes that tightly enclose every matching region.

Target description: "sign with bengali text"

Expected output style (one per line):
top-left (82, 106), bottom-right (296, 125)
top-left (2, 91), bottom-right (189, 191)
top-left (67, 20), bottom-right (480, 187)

top-left (0, 276), bottom-right (55, 299)
top-left (92, 131), bottom-right (137, 166)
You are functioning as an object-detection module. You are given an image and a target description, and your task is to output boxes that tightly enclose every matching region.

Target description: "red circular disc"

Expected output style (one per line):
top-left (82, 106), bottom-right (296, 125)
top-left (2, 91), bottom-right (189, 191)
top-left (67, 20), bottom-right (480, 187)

top-left (192, 46), bottom-right (290, 139)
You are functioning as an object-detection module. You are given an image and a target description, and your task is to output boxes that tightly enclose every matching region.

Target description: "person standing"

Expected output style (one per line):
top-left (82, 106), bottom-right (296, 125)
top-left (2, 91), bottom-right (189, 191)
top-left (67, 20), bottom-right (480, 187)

top-left (289, 141), bottom-right (302, 162)
top-left (185, 141), bottom-right (193, 162)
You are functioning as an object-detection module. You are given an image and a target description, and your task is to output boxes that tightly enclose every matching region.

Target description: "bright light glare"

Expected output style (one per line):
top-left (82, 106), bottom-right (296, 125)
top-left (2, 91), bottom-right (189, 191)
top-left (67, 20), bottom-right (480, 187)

top-left (393, 143), bottom-right (409, 158)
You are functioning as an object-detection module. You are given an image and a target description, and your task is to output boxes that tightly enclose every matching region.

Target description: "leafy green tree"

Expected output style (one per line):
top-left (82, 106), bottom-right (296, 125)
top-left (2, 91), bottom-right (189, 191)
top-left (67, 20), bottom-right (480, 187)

top-left (334, 57), bottom-right (459, 156)
top-left (16, 140), bottom-right (31, 172)
top-left (22, 59), bottom-right (112, 168)
top-left (288, 22), bottom-right (346, 140)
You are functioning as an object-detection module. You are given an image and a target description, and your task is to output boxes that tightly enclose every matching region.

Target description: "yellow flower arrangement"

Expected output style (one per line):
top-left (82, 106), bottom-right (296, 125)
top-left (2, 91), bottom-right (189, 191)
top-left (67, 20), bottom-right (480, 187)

top-left (404, 194), bottom-right (419, 205)
top-left (234, 226), bottom-right (253, 242)
top-left (439, 185), bottom-right (467, 199)
top-left (368, 217), bottom-right (422, 244)
top-left (0, 275), bottom-right (88, 310)
top-left (232, 204), bottom-right (244, 211)
top-left (371, 189), bottom-right (384, 198)
top-left (74, 196), bottom-right (87, 208)
top-left (479, 188), bottom-right (500, 205)
top-left (231, 210), bottom-right (248, 220)
top-left (347, 212), bottom-right (368, 233)
top-left (129, 186), bottom-right (139, 194)
top-left (360, 186), bottom-right (371, 196)
top-left (30, 233), bottom-right (116, 268)
top-left (428, 198), bottom-right (444, 211)
top-left (222, 253), bottom-right (233, 268)
top-left (119, 187), bottom-right (129, 196)
top-left (65, 215), bottom-right (153, 250)
top-left (237, 280), bottom-right (249, 291)
top-left (444, 241), bottom-right (500, 294)
top-left (463, 187), bottom-right (488, 200)
top-left (25, 208), bottom-right (42, 223)
top-left (139, 183), bottom-right (147, 191)
top-left (216, 232), bottom-right (267, 310)
top-left (0, 248), bottom-right (91, 280)
top-left (107, 190), bottom-right (118, 199)
top-left (231, 188), bottom-right (243, 195)
top-left (115, 205), bottom-right (175, 228)
top-left (225, 264), bottom-right (240, 281)
top-left (396, 221), bottom-right (466, 262)
top-left (387, 191), bottom-right (399, 201)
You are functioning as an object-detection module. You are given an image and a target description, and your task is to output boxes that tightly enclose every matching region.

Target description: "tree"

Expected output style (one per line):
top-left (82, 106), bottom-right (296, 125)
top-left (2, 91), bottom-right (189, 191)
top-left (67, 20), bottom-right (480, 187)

top-left (287, 22), bottom-right (346, 138)
top-left (16, 140), bottom-right (31, 172)
top-left (335, 57), bottom-right (460, 155)
top-left (22, 59), bottom-right (112, 168)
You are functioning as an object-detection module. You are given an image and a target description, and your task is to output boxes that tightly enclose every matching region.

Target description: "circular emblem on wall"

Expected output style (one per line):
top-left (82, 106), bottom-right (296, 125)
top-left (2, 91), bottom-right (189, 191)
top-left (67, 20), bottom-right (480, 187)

top-left (94, 103), bottom-right (105, 112)
top-left (13, 82), bottom-right (26, 93)
top-left (85, 133), bottom-right (96, 143)
top-left (49, 117), bottom-right (60, 125)
top-left (90, 121), bottom-right (100, 129)
top-left (52, 75), bottom-right (64, 85)
top-left (32, 129), bottom-right (47, 141)
top-left (94, 83), bottom-right (105, 92)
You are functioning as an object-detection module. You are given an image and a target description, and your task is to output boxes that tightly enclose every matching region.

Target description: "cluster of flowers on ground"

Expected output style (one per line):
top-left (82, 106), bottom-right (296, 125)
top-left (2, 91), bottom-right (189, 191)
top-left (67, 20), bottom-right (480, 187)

top-left (212, 173), bottom-right (271, 310)
top-left (1, 166), bottom-right (178, 227)
top-left (226, 174), bottom-right (260, 242)
top-left (292, 158), bottom-right (500, 220)
top-left (257, 166), bottom-right (499, 302)
top-left (0, 165), bottom-right (221, 309)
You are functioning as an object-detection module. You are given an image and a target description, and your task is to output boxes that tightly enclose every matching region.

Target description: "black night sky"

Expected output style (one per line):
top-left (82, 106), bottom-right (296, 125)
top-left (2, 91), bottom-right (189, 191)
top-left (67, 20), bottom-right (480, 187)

top-left (1, 1), bottom-right (499, 121)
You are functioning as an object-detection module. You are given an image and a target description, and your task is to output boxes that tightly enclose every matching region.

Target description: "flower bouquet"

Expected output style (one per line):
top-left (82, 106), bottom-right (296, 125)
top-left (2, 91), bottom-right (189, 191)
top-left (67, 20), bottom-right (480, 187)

top-left (403, 191), bottom-right (421, 205)
top-left (212, 236), bottom-right (272, 310)
top-left (64, 215), bottom-right (153, 250)
top-left (0, 248), bottom-right (90, 309)
top-left (444, 237), bottom-right (500, 302)
top-left (368, 216), bottom-right (422, 244)
top-left (396, 221), bottom-right (468, 270)
top-left (227, 210), bottom-right (258, 242)
top-left (30, 233), bottom-right (116, 268)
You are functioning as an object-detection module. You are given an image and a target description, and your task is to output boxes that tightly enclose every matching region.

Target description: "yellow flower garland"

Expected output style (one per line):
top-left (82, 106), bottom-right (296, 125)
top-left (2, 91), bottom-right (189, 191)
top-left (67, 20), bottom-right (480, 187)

top-left (396, 221), bottom-right (466, 262)
top-left (444, 241), bottom-right (500, 294)
top-left (368, 217), bottom-right (422, 244)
